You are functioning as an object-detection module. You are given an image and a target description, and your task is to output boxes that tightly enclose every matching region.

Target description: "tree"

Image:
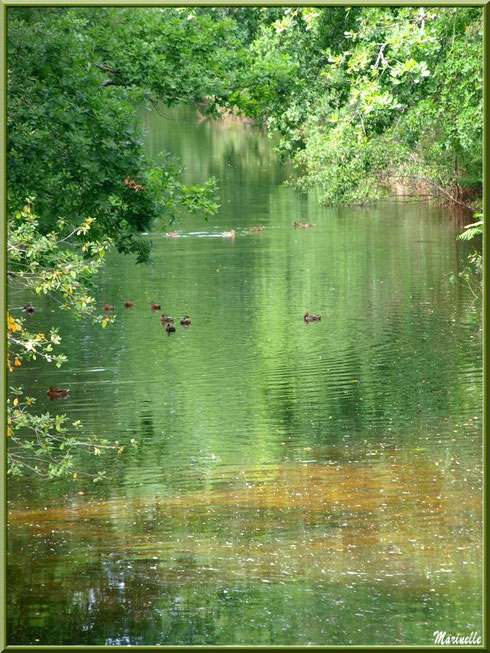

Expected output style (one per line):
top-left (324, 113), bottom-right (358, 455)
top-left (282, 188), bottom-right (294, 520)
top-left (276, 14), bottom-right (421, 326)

top-left (7, 7), bottom-right (228, 263)
top-left (228, 7), bottom-right (483, 208)
top-left (7, 198), bottom-right (139, 478)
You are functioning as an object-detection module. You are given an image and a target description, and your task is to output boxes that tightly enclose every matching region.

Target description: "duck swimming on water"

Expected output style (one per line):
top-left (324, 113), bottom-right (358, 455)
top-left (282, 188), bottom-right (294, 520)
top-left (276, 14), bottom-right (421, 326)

top-left (150, 301), bottom-right (161, 311)
top-left (104, 303), bottom-right (115, 312)
top-left (124, 300), bottom-right (134, 309)
top-left (304, 312), bottom-right (322, 322)
top-left (47, 387), bottom-right (69, 399)
top-left (180, 316), bottom-right (192, 326)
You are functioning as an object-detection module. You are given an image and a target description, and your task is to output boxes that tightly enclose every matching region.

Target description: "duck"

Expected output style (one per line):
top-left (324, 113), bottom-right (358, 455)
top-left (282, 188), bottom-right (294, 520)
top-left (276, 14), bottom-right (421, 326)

top-left (166, 322), bottom-right (176, 333)
top-left (180, 316), bottom-right (192, 326)
top-left (222, 230), bottom-right (236, 238)
top-left (166, 231), bottom-right (179, 238)
top-left (124, 300), bottom-right (134, 309)
top-left (304, 312), bottom-right (322, 322)
top-left (292, 221), bottom-right (300, 228)
top-left (47, 387), bottom-right (69, 399)
top-left (23, 302), bottom-right (35, 313)
top-left (251, 225), bottom-right (264, 232)
top-left (301, 221), bottom-right (316, 228)
top-left (160, 314), bottom-right (174, 323)
top-left (150, 301), bottom-right (161, 311)
top-left (104, 303), bottom-right (115, 312)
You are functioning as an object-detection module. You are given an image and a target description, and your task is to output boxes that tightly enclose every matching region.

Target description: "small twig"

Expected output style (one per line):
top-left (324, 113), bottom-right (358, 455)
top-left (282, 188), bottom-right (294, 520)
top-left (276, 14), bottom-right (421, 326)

top-left (144, 94), bottom-right (180, 120)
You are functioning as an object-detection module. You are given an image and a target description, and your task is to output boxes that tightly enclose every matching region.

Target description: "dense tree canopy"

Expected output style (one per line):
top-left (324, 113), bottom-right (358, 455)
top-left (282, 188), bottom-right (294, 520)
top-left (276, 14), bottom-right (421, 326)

top-left (8, 7), bottom-right (232, 262)
top-left (8, 6), bottom-right (483, 235)
top-left (228, 7), bottom-right (483, 207)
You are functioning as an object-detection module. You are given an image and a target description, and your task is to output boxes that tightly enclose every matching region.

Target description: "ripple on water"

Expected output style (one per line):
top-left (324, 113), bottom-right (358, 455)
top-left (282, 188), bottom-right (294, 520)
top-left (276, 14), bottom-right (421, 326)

top-left (7, 109), bottom-right (482, 645)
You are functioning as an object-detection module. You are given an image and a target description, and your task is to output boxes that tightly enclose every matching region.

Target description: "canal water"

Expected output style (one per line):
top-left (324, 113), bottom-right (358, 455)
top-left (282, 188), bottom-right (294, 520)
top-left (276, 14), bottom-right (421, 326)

top-left (7, 106), bottom-right (482, 646)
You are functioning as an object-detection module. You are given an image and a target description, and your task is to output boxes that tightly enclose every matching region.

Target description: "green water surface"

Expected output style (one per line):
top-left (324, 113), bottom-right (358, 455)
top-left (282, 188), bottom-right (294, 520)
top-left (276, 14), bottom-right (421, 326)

top-left (7, 106), bottom-right (482, 646)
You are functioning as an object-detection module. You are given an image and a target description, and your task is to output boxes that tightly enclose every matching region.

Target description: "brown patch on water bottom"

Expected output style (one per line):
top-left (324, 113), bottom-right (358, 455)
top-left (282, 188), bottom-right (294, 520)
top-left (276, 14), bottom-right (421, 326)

top-left (8, 456), bottom-right (481, 589)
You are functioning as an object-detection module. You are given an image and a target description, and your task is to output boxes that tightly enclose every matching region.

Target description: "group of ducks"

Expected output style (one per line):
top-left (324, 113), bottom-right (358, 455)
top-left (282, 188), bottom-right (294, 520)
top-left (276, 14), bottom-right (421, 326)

top-left (103, 300), bottom-right (191, 333)
top-left (166, 225), bottom-right (265, 239)
top-left (161, 312), bottom-right (192, 333)
top-left (45, 310), bottom-right (320, 399)
top-left (293, 221), bottom-right (316, 228)
top-left (45, 303), bottom-right (192, 399)
top-left (221, 222), bottom-right (315, 236)
top-left (32, 221), bottom-right (319, 401)
top-left (166, 221), bottom-right (316, 239)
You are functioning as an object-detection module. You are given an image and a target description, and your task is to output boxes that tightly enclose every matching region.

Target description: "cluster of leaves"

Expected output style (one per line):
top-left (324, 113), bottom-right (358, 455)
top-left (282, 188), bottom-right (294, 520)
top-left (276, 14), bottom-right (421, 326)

top-left (7, 199), bottom-right (113, 381)
top-left (8, 199), bottom-right (111, 320)
top-left (7, 7), bottom-right (225, 262)
top-left (227, 7), bottom-right (483, 207)
top-left (7, 312), bottom-right (66, 372)
top-left (7, 388), bottom-right (136, 479)
top-left (453, 213), bottom-right (483, 299)
top-left (6, 200), bottom-right (138, 478)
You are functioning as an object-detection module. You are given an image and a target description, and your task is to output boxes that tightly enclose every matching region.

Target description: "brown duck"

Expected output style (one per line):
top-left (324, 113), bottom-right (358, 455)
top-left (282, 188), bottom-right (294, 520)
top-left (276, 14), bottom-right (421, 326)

top-left (104, 303), bottom-right (115, 312)
top-left (251, 225), bottom-right (264, 232)
top-left (47, 387), bottom-right (69, 399)
top-left (292, 221), bottom-right (300, 228)
top-left (304, 312), bottom-right (322, 323)
top-left (124, 300), bottom-right (134, 309)
top-left (161, 314), bottom-right (174, 323)
top-left (180, 316), bottom-right (192, 326)
top-left (150, 301), bottom-right (161, 311)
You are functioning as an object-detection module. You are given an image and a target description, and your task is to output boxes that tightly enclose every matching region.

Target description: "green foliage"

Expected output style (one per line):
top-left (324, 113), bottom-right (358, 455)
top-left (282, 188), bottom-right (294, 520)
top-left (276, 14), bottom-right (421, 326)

top-left (228, 7), bottom-right (482, 206)
top-left (8, 387), bottom-right (136, 479)
top-left (452, 213), bottom-right (483, 298)
top-left (7, 7), bottom-right (224, 262)
top-left (457, 214), bottom-right (483, 242)
top-left (7, 200), bottom-right (138, 478)
top-left (10, 7), bottom-right (481, 216)
top-left (8, 198), bottom-right (111, 319)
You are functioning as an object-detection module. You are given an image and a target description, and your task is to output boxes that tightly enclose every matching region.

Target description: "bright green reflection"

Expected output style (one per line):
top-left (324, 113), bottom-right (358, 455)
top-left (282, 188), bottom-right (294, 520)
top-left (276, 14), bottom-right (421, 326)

top-left (8, 106), bottom-right (482, 646)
